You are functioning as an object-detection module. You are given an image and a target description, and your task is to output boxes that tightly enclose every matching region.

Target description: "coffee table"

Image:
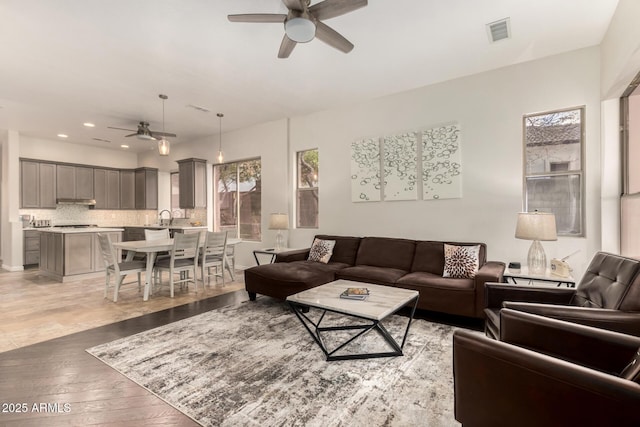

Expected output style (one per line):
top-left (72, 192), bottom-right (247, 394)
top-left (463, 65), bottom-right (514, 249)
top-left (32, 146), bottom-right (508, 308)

top-left (286, 279), bottom-right (419, 361)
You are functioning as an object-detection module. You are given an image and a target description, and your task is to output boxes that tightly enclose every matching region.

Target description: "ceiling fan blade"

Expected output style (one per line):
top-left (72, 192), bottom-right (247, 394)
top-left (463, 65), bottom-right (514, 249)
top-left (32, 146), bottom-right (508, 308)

top-left (315, 21), bottom-right (354, 53)
top-left (124, 133), bottom-right (138, 138)
top-left (228, 13), bottom-right (287, 23)
top-left (108, 126), bottom-right (137, 132)
top-left (282, 0), bottom-right (306, 12)
top-left (278, 34), bottom-right (297, 58)
top-left (309, 0), bottom-right (368, 20)
top-left (151, 131), bottom-right (177, 138)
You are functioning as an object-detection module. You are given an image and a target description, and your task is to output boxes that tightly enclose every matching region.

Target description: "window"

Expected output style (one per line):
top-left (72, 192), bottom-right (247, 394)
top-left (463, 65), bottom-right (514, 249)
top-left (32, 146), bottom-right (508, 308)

top-left (170, 172), bottom-right (185, 218)
top-left (213, 158), bottom-right (261, 241)
top-left (523, 107), bottom-right (584, 236)
top-left (296, 149), bottom-right (318, 228)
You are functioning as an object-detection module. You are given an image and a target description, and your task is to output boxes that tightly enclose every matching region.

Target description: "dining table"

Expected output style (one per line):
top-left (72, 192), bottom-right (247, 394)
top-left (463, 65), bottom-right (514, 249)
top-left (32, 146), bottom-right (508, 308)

top-left (113, 237), bottom-right (241, 301)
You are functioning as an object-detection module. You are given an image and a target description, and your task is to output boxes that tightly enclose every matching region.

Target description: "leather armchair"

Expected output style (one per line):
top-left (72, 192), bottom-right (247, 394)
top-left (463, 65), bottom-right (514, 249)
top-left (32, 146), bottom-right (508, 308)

top-left (454, 310), bottom-right (640, 427)
top-left (485, 251), bottom-right (640, 339)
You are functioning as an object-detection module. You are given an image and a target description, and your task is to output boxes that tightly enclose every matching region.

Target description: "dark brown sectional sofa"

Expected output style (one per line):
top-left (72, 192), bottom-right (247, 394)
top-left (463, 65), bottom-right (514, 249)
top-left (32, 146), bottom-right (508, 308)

top-left (244, 235), bottom-right (505, 319)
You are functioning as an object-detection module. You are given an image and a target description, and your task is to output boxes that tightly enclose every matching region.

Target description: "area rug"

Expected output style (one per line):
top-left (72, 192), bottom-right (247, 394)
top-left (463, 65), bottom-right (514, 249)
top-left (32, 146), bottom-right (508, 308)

top-left (87, 298), bottom-right (469, 426)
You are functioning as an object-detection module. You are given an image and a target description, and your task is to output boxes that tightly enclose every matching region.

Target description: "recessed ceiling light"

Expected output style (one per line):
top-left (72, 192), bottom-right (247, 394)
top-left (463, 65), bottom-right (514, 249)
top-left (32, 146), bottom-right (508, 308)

top-left (57, 134), bottom-right (68, 138)
top-left (120, 144), bottom-right (129, 149)
top-left (83, 122), bottom-right (95, 128)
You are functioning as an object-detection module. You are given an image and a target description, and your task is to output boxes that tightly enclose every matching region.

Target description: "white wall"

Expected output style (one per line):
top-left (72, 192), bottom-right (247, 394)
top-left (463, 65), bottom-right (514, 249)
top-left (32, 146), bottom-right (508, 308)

top-left (286, 47), bottom-right (602, 280)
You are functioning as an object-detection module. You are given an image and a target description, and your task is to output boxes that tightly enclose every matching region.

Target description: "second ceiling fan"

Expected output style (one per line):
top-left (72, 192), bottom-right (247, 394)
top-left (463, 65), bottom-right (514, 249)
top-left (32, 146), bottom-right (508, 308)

top-left (228, 0), bottom-right (368, 58)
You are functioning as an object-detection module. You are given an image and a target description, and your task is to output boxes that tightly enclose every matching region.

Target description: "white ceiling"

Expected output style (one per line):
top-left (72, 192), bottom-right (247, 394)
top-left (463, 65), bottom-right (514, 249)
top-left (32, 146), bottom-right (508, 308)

top-left (0, 0), bottom-right (619, 153)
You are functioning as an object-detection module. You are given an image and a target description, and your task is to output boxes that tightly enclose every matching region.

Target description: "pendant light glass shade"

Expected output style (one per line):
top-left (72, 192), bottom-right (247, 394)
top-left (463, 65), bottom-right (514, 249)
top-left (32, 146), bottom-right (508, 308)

top-left (217, 113), bottom-right (224, 163)
top-left (158, 138), bottom-right (170, 156)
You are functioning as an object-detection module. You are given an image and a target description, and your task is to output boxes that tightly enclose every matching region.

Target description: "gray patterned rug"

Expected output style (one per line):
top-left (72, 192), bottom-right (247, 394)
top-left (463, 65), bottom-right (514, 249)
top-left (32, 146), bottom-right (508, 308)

top-left (87, 298), bottom-right (467, 426)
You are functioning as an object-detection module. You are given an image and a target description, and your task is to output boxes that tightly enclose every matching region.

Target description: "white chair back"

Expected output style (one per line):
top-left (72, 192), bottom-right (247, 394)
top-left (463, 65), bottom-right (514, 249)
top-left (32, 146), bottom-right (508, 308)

top-left (145, 228), bottom-right (170, 241)
top-left (172, 231), bottom-right (200, 261)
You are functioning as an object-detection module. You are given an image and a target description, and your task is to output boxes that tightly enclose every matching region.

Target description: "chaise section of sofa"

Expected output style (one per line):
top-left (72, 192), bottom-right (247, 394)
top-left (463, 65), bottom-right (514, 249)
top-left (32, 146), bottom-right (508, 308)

top-left (244, 235), bottom-right (360, 301)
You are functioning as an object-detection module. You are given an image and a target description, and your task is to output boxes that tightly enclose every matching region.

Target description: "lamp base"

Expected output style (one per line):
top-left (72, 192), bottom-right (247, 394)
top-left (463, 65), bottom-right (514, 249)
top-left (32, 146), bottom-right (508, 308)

top-left (527, 240), bottom-right (547, 275)
top-left (275, 231), bottom-right (285, 251)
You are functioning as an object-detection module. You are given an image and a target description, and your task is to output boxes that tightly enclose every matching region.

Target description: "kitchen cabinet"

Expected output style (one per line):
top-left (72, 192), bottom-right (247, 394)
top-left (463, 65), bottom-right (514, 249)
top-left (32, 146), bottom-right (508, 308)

top-left (40, 232), bottom-right (63, 276)
top-left (65, 233), bottom-right (95, 275)
top-left (177, 158), bottom-right (207, 209)
top-left (23, 230), bottom-right (40, 266)
top-left (20, 160), bottom-right (56, 209)
top-left (57, 165), bottom-right (95, 200)
top-left (120, 170), bottom-right (135, 209)
top-left (94, 169), bottom-right (120, 209)
top-left (135, 168), bottom-right (158, 210)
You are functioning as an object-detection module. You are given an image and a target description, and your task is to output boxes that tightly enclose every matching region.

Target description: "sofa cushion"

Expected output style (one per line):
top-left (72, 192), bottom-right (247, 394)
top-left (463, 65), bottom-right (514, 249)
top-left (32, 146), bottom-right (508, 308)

top-left (443, 244), bottom-right (480, 278)
top-left (314, 235), bottom-right (361, 266)
top-left (411, 241), bottom-right (487, 274)
top-left (354, 237), bottom-right (415, 271)
top-left (336, 265), bottom-right (408, 286)
top-left (397, 271), bottom-right (475, 290)
top-left (308, 238), bottom-right (336, 263)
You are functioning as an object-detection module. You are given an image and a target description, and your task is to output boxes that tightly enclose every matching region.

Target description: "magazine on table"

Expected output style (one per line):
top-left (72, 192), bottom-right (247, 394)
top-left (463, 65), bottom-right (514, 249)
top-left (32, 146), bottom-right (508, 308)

top-left (340, 287), bottom-right (370, 300)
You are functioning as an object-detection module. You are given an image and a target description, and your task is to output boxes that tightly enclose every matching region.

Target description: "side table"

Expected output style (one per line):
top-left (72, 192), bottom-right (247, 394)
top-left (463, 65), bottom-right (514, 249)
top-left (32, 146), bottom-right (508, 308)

top-left (253, 247), bottom-right (294, 265)
top-left (503, 266), bottom-right (576, 288)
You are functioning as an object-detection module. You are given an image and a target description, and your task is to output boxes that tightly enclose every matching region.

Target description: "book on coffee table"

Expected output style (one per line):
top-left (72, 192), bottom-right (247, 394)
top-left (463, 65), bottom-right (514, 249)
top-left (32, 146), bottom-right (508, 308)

top-left (340, 287), bottom-right (370, 300)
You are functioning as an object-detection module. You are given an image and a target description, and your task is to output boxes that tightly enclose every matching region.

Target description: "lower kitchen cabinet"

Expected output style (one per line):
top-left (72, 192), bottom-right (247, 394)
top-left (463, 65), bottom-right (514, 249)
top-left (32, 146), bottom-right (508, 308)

top-left (24, 230), bottom-right (41, 267)
top-left (39, 231), bottom-right (122, 281)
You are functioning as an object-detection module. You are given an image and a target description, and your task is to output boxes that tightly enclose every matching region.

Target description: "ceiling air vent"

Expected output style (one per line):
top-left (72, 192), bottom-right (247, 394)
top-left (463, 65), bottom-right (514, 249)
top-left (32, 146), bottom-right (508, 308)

top-left (92, 137), bottom-right (111, 143)
top-left (186, 104), bottom-right (211, 113)
top-left (487, 18), bottom-right (511, 43)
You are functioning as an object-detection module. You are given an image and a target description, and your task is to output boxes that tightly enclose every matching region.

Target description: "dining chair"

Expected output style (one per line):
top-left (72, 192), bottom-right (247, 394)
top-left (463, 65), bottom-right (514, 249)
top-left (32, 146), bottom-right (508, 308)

top-left (97, 233), bottom-right (146, 302)
top-left (144, 228), bottom-right (171, 289)
top-left (200, 231), bottom-right (227, 286)
top-left (225, 231), bottom-right (236, 281)
top-left (154, 231), bottom-right (201, 297)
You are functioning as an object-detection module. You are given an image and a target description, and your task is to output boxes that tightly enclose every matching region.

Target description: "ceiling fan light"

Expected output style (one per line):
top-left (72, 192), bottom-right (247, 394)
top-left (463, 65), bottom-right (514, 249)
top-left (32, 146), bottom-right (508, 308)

top-left (137, 133), bottom-right (154, 141)
top-left (285, 17), bottom-right (316, 43)
top-left (158, 138), bottom-right (170, 156)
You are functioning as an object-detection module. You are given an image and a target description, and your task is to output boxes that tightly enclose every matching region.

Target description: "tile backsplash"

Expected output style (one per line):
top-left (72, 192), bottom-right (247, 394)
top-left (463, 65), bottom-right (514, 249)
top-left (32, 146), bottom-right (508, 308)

top-left (20, 205), bottom-right (208, 227)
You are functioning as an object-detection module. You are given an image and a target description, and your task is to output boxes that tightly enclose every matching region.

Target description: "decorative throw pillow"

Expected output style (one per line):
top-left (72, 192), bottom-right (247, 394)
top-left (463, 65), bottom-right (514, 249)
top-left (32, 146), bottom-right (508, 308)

top-left (443, 244), bottom-right (480, 278)
top-left (308, 238), bottom-right (336, 264)
top-left (621, 348), bottom-right (640, 384)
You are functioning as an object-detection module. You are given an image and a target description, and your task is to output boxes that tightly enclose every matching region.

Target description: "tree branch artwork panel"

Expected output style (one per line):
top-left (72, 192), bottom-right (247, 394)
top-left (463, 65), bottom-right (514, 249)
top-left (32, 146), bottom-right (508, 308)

top-left (350, 138), bottom-right (381, 202)
top-left (422, 123), bottom-right (462, 200)
top-left (383, 133), bottom-right (417, 201)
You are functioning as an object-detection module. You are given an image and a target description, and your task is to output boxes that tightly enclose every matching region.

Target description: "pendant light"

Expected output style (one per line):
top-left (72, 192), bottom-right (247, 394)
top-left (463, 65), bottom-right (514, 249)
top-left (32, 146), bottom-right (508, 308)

top-left (217, 113), bottom-right (224, 163)
top-left (158, 94), bottom-right (170, 156)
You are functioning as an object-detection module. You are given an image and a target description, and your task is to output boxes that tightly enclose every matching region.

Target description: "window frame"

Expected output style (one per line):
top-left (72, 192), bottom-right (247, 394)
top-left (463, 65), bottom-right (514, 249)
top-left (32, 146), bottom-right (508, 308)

top-left (522, 106), bottom-right (586, 237)
top-left (296, 148), bottom-right (319, 229)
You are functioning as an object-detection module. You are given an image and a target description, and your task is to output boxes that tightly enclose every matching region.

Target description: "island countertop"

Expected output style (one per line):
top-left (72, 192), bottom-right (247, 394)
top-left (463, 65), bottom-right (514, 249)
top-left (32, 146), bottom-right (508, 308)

top-left (36, 227), bottom-right (125, 234)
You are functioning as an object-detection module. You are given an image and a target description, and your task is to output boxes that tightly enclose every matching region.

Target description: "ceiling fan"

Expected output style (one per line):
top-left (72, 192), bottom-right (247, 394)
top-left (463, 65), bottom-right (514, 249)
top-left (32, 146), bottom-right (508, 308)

top-left (228, 0), bottom-right (368, 58)
top-left (108, 120), bottom-right (177, 141)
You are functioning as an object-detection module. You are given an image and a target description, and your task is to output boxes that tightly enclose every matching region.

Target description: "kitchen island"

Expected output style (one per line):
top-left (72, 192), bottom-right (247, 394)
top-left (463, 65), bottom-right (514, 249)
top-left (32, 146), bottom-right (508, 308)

top-left (38, 227), bottom-right (124, 282)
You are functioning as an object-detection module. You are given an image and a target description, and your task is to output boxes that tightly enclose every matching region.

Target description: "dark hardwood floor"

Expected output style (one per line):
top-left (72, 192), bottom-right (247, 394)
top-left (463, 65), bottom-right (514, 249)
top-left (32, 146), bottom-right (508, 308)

top-left (0, 290), bottom-right (249, 426)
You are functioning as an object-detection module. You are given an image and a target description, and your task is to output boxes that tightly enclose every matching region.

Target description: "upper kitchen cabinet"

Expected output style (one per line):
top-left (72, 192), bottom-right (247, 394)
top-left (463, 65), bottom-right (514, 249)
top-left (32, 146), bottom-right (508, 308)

top-left (56, 165), bottom-right (94, 200)
top-left (135, 167), bottom-right (158, 210)
top-left (20, 159), bottom-right (56, 209)
top-left (120, 170), bottom-right (135, 210)
top-left (94, 168), bottom-right (120, 209)
top-left (177, 158), bottom-right (207, 209)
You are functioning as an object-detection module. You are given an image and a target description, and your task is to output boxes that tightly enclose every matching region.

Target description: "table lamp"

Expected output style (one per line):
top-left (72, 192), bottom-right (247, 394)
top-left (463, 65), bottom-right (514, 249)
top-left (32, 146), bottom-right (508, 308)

top-left (269, 213), bottom-right (289, 250)
top-left (515, 211), bottom-right (557, 275)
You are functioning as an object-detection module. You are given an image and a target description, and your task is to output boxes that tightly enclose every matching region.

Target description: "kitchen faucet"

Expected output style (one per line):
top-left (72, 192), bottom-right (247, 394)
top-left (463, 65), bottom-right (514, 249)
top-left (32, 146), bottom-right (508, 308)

top-left (158, 209), bottom-right (172, 226)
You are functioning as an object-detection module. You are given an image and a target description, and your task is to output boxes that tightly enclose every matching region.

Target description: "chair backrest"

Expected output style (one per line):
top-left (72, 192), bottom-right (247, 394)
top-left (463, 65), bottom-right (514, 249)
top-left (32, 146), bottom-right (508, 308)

top-left (572, 252), bottom-right (640, 310)
top-left (202, 231), bottom-right (227, 260)
top-left (97, 233), bottom-right (118, 270)
top-left (145, 228), bottom-right (170, 241)
top-left (171, 231), bottom-right (201, 261)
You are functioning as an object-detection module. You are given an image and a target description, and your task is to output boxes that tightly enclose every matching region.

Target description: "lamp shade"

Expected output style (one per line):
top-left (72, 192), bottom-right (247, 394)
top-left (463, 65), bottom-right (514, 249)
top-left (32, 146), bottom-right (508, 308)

top-left (268, 213), bottom-right (289, 230)
top-left (515, 212), bottom-right (557, 241)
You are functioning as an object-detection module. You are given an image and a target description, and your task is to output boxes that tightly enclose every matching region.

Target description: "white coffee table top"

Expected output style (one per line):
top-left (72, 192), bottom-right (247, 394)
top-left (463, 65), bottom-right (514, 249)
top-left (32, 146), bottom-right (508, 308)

top-left (286, 279), bottom-right (418, 321)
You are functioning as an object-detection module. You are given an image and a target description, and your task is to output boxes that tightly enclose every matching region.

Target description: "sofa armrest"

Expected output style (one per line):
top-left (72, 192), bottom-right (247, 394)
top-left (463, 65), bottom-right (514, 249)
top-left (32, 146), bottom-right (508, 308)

top-left (453, 330), bottom-right (640, 427)
top-left (500, 309), bottom-right (640, 373)
top-left (485, 283), bottom-right (574, 309)
top-left (501, 302), bottom-right (640, 337)
top-left (473, 261), bottom-right (505, 317)
top-left (274, 248), bottom-right (310, 263)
